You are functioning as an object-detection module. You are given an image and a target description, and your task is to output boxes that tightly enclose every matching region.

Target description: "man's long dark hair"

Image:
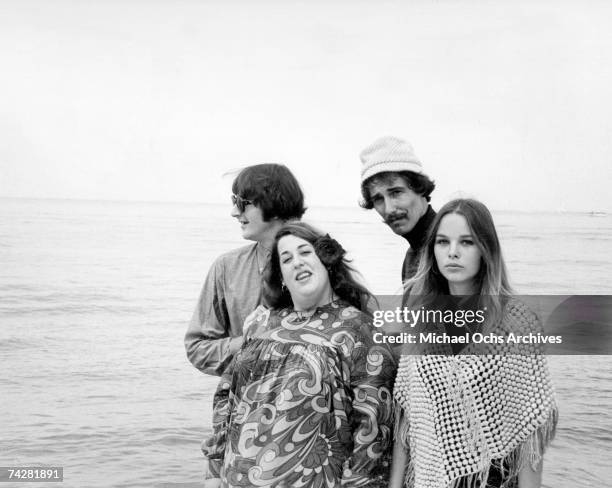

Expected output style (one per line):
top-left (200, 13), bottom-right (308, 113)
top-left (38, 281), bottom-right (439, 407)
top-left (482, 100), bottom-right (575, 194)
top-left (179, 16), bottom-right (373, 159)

top-left (263, 222), bottom-right (373, 312)
top-left (232, 164), bottom-right (306, 221)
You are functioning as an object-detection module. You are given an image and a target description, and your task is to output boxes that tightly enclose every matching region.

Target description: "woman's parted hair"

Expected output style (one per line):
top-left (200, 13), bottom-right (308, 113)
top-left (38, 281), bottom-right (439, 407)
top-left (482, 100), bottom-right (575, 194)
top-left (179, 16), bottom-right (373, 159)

top-left (405, 198), bottom-right (513, 327)
top-left (232, 163), bottom-right (306, 221)
top-left (263, 222), bottom-right (372, 312)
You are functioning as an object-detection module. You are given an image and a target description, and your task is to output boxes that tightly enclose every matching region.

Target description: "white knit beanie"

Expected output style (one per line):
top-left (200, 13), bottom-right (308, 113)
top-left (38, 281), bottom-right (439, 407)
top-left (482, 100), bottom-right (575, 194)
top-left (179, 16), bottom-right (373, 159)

top-left (359, 136), bottom-right (425, 183)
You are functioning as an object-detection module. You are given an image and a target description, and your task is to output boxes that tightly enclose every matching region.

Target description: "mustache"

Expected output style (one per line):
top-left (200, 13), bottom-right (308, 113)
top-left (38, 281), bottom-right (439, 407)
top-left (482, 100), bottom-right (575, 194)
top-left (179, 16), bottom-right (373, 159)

top-left (384, 211), bottom-right (409, 225)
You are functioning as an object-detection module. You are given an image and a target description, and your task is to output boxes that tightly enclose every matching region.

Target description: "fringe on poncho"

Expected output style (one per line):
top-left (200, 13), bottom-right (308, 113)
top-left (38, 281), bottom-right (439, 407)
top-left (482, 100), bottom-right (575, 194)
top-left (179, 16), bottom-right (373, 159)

top-left (394, 299), bottom-right (558, 488)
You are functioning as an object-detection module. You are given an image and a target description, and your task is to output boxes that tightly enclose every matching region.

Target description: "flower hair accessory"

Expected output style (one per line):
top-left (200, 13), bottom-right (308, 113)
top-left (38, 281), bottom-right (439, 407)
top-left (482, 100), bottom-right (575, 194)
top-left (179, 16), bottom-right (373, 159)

top-left (313, 234), bottom-right (346, 267)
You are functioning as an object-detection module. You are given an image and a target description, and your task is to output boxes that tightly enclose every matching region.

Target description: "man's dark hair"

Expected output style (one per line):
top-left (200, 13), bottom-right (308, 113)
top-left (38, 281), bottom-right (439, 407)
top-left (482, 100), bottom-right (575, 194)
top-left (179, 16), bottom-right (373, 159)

top-left (232, 164), bottom-right (306, 221)
top-left (359, 171), bottom-right (436, 209)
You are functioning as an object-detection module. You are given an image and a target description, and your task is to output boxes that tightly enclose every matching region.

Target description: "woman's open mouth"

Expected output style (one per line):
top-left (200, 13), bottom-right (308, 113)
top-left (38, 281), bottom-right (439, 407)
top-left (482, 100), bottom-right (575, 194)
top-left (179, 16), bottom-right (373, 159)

top-left (295, 271), bottom-right (312, 282)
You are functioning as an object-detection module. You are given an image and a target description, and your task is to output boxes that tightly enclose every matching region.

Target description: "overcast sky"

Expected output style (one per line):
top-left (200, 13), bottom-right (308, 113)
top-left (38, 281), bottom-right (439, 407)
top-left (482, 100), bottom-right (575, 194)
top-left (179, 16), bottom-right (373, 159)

top-left (1, 0), bottom-right (611, 211)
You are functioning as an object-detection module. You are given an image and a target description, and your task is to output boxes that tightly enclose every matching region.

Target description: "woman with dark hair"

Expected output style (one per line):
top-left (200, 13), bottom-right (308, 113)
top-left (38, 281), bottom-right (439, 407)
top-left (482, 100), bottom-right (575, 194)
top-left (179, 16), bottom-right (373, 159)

top-left (390, 199), bottom-right (557, 488)
top-left (264, 222), bottom-right (373, 312)
top-left (202, 222), bottom-right (395, 487)
top-left (185, 164), bottom-right (306, 377)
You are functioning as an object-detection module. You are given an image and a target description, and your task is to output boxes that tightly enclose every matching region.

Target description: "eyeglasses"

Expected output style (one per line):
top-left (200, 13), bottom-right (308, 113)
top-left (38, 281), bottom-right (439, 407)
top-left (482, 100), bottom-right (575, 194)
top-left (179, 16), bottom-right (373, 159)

top-left (231, 194), bottom-right (253, 212)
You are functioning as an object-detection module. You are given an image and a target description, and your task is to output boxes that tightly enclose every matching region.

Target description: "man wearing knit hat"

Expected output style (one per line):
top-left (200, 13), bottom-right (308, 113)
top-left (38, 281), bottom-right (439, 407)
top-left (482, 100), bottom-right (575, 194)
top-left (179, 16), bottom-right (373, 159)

top-left (359, 136), bottom-right (436, 283)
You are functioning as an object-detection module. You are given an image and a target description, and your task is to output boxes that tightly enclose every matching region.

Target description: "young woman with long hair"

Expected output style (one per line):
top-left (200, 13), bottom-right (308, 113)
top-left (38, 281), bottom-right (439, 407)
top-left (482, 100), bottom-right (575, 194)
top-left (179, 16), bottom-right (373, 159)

top-left (391, 198), bottom-right (557, 488)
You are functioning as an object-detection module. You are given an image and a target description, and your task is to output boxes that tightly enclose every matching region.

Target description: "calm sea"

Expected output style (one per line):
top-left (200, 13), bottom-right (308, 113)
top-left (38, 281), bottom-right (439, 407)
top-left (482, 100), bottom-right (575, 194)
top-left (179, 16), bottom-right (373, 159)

top-left (1, 198), bottom-right (611, 487)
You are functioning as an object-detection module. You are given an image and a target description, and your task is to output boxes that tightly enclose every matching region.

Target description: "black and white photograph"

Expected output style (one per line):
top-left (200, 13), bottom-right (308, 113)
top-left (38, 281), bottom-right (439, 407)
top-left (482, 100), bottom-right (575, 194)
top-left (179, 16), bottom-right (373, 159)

top-left (1, 1), bottom-right (611, 487)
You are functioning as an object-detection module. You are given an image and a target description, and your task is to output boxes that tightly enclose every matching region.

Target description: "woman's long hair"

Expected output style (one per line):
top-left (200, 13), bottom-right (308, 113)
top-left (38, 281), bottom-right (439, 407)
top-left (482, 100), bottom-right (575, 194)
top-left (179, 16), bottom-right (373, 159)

top-left (264, 222), bottom-right (373, 312)
top-left (406, 198), bottom-right (513, 328)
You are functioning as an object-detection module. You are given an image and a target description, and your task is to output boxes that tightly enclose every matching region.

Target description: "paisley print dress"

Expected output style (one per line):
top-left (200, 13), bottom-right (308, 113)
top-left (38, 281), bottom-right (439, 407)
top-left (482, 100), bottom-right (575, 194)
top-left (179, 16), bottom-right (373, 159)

top-left (202, 301), bottom-right (395, 487)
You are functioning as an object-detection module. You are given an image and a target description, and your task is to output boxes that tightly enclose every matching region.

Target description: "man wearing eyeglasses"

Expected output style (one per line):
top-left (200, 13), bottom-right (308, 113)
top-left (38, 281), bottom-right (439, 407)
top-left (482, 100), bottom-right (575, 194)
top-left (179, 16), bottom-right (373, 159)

top-left (185, 163), bottom-right (306, 376)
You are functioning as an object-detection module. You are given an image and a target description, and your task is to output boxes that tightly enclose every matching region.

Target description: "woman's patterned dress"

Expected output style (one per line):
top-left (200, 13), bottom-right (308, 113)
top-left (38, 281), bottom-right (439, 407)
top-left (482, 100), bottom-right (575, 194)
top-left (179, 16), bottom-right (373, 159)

top-left (202, 301), bottom-right (395, 487)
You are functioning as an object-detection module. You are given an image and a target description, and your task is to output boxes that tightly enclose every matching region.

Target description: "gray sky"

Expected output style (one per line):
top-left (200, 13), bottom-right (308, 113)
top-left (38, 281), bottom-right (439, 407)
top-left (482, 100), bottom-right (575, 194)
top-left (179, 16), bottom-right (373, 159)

top-left (1, 0), bottom-right (611, 211)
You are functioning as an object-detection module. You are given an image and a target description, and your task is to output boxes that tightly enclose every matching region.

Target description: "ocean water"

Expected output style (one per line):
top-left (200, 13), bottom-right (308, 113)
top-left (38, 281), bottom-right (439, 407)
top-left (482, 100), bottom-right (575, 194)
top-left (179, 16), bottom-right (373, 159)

top-left (1, 198), bottom-right (611, 487)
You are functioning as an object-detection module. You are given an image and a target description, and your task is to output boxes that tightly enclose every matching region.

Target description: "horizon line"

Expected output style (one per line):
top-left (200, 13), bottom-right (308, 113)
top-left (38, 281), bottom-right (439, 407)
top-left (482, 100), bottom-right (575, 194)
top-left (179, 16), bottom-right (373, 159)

top-left (0, 195), bottom-right (609, 215)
